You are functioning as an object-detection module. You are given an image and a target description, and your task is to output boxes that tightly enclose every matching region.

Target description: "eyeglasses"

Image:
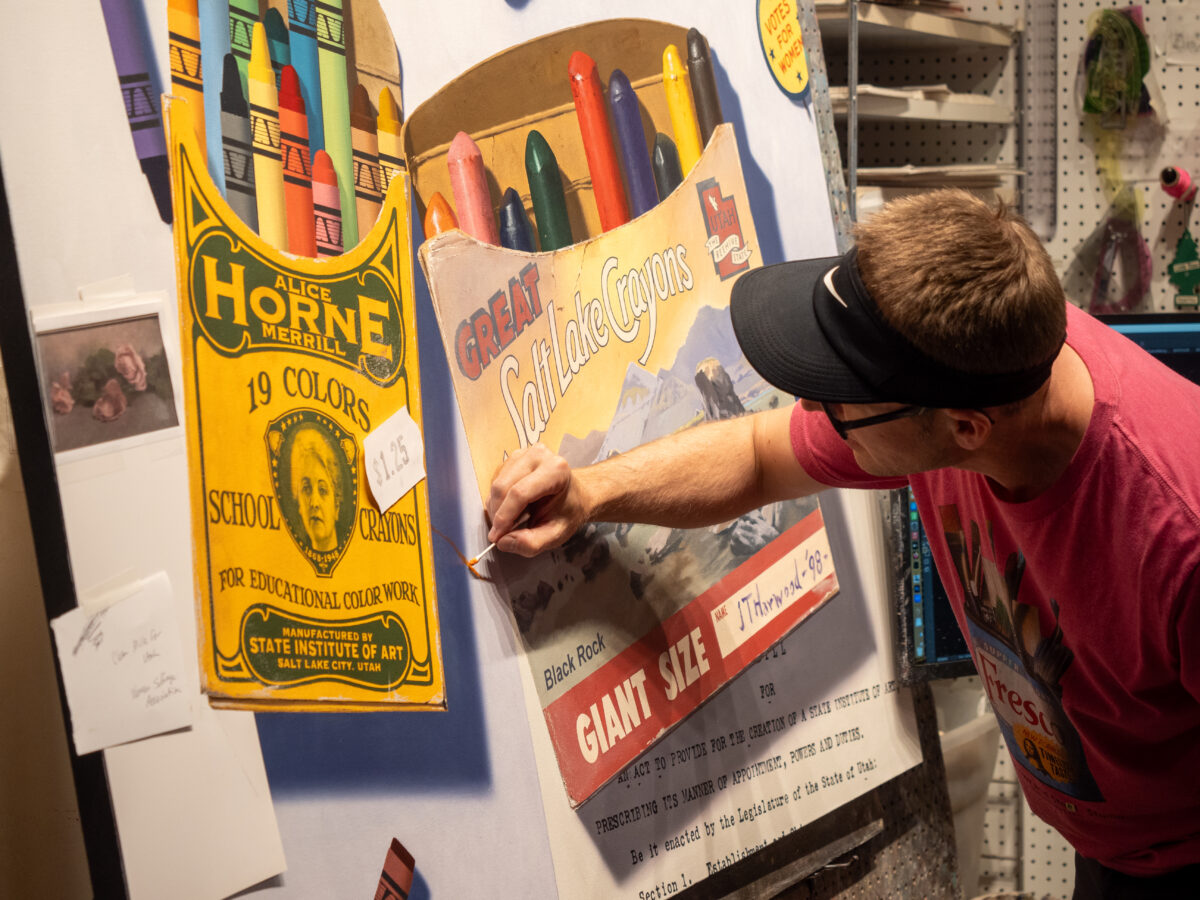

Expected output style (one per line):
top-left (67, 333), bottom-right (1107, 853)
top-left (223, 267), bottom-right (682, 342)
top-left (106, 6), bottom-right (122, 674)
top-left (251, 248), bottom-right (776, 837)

top-left (821, 402), bottom-right (927, 440)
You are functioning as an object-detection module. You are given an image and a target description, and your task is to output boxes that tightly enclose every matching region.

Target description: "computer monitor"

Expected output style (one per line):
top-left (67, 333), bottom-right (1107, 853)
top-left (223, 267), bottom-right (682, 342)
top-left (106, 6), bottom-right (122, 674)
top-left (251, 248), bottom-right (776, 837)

top-left (1096, 311), bottom-right (1200, 383)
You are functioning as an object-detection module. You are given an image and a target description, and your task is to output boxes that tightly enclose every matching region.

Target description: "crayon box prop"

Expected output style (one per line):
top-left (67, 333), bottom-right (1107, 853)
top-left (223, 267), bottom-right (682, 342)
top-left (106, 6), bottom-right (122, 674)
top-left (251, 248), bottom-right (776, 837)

top-left (407, 19), bottom-right (839, 804)
top-left (166, 97), bottom-right (445, 711)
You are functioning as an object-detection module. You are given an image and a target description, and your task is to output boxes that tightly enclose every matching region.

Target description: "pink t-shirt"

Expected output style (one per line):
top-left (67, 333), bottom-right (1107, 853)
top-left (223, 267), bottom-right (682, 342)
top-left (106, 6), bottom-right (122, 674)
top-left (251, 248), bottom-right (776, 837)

top-left (791, 303), bottom-right (1200, 874)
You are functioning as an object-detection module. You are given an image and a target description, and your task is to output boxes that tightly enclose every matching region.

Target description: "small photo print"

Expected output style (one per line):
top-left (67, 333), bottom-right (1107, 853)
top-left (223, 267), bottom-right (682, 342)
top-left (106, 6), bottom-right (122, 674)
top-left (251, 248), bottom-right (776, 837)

top-left (36, 312), bottom-right (179, 455)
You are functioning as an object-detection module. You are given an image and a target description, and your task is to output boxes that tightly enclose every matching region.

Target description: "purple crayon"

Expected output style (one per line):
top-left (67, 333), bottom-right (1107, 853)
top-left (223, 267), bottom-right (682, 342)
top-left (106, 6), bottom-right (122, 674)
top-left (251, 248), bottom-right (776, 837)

top-left (608, 69), bottom-right (658, 218)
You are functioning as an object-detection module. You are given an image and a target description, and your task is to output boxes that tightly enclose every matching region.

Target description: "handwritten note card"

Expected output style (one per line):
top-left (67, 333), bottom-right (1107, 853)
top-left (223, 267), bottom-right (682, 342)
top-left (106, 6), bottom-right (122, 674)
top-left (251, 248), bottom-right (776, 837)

top-left (363, 405), bottom-right (426, 514)
top-left (50, 573), bottom-right (193, 755)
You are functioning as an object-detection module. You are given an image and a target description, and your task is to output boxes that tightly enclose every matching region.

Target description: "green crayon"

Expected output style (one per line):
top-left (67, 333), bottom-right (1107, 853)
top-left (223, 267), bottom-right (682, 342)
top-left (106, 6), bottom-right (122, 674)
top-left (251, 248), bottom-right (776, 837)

top-left (228, 0), bottom-right (258, 94)
top-left (263, 7), bottom-right (290, 91)
top-left (525, 130), bottom-right (573, 251)
top-left (316, 0), bottom-right (358, 248)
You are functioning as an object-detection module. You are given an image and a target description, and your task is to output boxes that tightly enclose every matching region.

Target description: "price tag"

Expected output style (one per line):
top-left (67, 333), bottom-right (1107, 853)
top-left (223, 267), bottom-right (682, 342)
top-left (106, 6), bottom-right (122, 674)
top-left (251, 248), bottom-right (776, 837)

top-left (363, 405), bottom-right (426, 514)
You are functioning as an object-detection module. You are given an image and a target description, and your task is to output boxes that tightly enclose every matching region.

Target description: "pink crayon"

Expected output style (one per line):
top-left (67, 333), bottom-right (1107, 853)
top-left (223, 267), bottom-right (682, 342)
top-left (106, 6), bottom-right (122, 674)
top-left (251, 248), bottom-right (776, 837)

top-left (447, 131), bottom-right (499, 244)
top-left (312, 148), bottom-right (343, 258)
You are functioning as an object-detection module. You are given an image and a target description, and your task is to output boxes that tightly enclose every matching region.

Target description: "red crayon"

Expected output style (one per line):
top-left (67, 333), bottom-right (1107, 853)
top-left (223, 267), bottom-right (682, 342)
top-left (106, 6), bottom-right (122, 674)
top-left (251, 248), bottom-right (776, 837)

top-left (568, 51), bottom-right (629, 232)
top-left (312, 148), bottom-right (342, 258)
top-left (447, 131), bottom-right (499, 244)
top-left (423, 191), bottom-right (458, 239)
top-left (373, 838), bottom-right (415, 900)
top-left (279, 65), bottom-right (317, 257)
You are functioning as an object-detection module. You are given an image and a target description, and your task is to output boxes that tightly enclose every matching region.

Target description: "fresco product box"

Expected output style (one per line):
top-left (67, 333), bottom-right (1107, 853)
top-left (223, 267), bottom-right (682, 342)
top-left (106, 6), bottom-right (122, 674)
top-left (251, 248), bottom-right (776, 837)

top-left (166, 95), bottom-right (445, 711)
top-left (406, 19), bottom-right (840, 804)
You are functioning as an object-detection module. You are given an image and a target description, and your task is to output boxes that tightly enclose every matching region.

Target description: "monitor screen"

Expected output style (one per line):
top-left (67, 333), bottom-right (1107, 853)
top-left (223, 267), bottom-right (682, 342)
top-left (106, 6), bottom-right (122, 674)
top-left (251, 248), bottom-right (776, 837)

top-left (1097, 312), bottom-right (1200, 383)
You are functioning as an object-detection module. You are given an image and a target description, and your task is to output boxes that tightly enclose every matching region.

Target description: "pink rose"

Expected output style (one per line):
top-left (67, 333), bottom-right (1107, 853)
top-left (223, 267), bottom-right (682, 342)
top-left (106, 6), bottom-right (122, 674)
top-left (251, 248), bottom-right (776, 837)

top-left (50, 374), bottom-right (73, 414)
top-left (92, 378), bottom-right (127, 422)
top-left (114, 344), bottom-right (147, 391)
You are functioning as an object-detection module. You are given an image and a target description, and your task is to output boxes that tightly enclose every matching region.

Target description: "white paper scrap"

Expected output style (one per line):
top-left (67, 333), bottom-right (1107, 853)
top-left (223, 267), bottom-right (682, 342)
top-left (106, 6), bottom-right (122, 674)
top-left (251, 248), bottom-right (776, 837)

top-left (363, 405), bottom-right (426, 514)
top-left (50, 572), bottom-right (193, 755)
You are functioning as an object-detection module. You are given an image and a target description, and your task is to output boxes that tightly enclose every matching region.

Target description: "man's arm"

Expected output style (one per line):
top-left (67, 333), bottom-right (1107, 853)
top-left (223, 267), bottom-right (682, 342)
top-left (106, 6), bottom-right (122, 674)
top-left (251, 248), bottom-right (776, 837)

top-left (486, 404), bottom-right (828, 557)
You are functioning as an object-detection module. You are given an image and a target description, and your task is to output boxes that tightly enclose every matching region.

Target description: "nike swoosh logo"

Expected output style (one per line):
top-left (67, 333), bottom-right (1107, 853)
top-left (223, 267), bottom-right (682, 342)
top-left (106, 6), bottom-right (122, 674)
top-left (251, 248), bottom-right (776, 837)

top-left (824, 267), bottom-right (848, 307)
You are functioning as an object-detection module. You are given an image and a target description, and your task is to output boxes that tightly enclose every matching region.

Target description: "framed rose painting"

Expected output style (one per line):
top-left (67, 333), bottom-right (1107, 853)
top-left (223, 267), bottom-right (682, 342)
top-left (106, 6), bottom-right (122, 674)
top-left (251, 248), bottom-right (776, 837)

top-left (32, 298), bottom-right (181, 460)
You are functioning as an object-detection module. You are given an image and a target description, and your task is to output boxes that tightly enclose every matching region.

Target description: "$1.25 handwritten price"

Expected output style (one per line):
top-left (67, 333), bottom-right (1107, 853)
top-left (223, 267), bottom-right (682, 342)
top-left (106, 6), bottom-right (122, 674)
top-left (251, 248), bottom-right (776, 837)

top-left (363, 406), bottom-right (426, 513)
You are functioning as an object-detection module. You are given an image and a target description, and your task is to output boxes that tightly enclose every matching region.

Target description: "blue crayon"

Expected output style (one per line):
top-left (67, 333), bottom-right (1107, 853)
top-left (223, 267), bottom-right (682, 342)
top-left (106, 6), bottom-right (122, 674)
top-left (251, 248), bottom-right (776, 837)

top-left (263, 7), bottom-right (290, 90)
top-left (608, 69), bottom-right (658, 218)
top-left (198, 0), bottom-right (229, 195)
top-left (288, 0), bottom-right (325, 153)
top-left (498, 188), bottom-right (536, 252)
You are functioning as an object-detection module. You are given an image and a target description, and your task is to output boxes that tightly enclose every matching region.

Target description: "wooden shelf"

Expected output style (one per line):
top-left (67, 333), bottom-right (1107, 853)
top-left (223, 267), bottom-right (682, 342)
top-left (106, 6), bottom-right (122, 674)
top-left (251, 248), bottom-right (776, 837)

top-left (817, 2), bottom-right (1013, 51)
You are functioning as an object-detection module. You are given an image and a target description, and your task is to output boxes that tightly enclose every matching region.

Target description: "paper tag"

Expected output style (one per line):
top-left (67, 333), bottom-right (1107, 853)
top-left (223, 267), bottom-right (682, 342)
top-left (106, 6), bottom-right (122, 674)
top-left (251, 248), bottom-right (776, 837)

top-left (50, 572), bottom-right (193, 755)
top-left (363, 405), bottom-right (426, 514)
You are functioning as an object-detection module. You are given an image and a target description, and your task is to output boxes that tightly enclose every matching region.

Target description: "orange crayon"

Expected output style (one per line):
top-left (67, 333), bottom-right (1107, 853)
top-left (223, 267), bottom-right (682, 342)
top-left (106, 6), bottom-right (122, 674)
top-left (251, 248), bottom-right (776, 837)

top-left (350, 83), bottom-right (383, 235)
top-left (568, 51), bottom-right (628, 232)
top-left (312, 148), bottom-right (343, 258)
top-left (447, 131), bottom-right (498, 244)
top-left (167, 0), bottom-right (204, 147)
top-left (422, 191), bottom-right (458, 239)
top-left (279, 65), bottom-right (316, 257)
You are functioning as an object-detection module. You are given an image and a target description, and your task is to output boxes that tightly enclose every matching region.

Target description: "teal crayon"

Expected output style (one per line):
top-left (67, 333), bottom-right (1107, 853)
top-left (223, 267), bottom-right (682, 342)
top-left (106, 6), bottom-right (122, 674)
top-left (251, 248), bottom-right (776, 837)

top-left (228, 0), bottom-right (258, 94)
top-left (316, 0), bottom-right (358, 248)
top-left (199, 0), bottom-right (229, 195)
top-left (220, 52), bottom-right (257, 231)
top-left (652, 132), bottom-right (683, 201)
top-left (263, 7), bottom-right (290, 91)
top-left (287, 0), bottom-right (324, 153)
top-left (525, 130), bottom-right (573, 251)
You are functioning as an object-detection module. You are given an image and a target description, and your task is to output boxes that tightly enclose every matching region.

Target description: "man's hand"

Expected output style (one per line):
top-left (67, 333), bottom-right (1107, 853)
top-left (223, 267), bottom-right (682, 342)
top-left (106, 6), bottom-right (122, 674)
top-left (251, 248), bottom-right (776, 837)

top-left (486, 444), bottom-right (588, 557)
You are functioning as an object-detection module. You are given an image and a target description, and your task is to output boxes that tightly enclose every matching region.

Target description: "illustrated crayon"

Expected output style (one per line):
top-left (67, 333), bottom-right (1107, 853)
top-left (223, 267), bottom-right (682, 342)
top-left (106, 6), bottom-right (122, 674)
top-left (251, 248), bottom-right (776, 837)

top-left (377, 87), bottom-right (405, 191)
top-left (498, 188), bottom-right (537, 252)
top-left (168, 0), bottom-right (205, 150)
top-left (373, 838), bottom-right (415, 900)
top-left (652, 133), bottom-right (683, 201)
top-left (568, 51), bottom-right (629, 232)
top-left (279, 65), bottom-right (316, 257)
top-left (608, 69), bottom-right (657, 218)
top-left (198, 0), bottom-right (230, 195)
top-left (249, 22), bottom-right (287, 249)
top-left (447, 132), bottom-right (499, 245)
top-left (228, 0), bottom-right (258, 94)
top-left (316, 0), bottom-right (358, 248)
top-left (312, 149), bottom-right (343, 257)
top-left (350, 84), bottom-right (383, 236)
top-left (687, 28), bottom-right (724, 147)
top-left (263, 8), bottom-right (290, 91)
top-left (662, 44), bottom-right (703, 176)
top-left (287, 0), bottom-right (324, 152)
top-left (220, 53), bottom-right (257, 231)
top-left (422, 192), bottom-right (458, 239)
top-left (97, 0), bottom-right (172, 223)
top-left (525, 130), bottom-right (573, 251)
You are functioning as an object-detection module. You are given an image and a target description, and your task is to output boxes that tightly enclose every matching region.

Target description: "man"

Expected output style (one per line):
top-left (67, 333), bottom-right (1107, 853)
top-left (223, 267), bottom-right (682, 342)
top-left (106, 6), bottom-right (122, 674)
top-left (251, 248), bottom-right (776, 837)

top-left (290, 425), bottom-right (343, 553)
top-left (486, 190), bottom-right (1200, 898)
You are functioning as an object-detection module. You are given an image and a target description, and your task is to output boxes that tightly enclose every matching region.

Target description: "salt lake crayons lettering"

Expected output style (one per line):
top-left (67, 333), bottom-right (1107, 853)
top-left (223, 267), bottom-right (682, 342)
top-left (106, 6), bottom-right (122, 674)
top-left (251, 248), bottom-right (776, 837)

top-left (350, 83), bottom-right (383, 236)
top-left (263, 7), bottom-right (290, 91)
top-left (498, 187), bottom-right (536, 252)
top-left (228, 0), bottom-right (258, 92)
top-left (376, 86), bottom-right (404, 191)
top-left (97, 0), bottom-right (172, 222)
top-left (422, 192), bottom-right (457, 239)
top-left (168, 0), bottom-right (205, 148)
top-left (663, 43), bottom-right (702, 176)
top-left (220, 52), bottom-right (257, 230)
top-left (608, 68), bottom-right (658, 218)
top-left (652, 132), bottom-right (683, 201)
top-left (687, 28), bottom-right (723, 147)
top-left (568, 51), bottom-right (629, 232)
top-left (316, 0), bottom-right (358, 248)
top-left (525, 129), bottom-right (573, 251)
top-left (312, 148), bottom-right (342, 257)
top-left (279, 64), bottom-right (316, 257)
top-left (198, 0), bottom-right (229, 195)
top-left (249, 22), bottom-right (287, 248)
top-left (287, 0), bottom-right (324, 152)
top-left (447, 131), bottom-right (499, 245)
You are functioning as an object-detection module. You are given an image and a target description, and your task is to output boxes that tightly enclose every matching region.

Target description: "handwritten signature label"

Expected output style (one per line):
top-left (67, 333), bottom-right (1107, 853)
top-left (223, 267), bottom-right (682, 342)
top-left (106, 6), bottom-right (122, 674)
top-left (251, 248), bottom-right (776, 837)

top-left (49, 572), bottom-right (192, 755)
top-left (363, 405), bottom-right (426, 514)
top-left (710, 529), bottom-right (833, 659)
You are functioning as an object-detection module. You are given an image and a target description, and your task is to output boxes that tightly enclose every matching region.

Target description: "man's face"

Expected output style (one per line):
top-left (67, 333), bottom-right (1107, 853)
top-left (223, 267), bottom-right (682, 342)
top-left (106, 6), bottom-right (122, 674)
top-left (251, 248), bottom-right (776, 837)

top-left (296, 454), bottom-right (338, 551)
top-left (803, 400), bottom-right (958, 477)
